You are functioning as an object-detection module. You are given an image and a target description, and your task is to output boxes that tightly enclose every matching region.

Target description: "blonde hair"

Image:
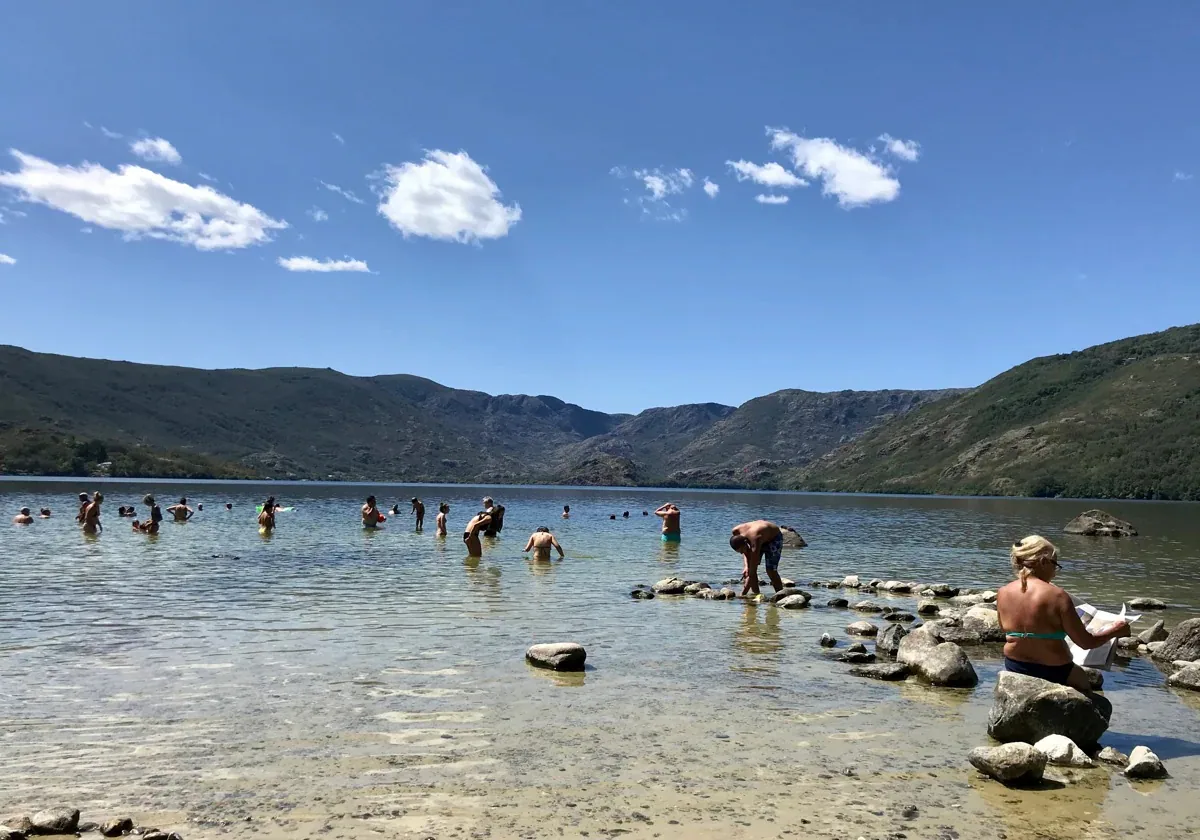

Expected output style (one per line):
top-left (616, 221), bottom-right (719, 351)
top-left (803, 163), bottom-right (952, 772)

top-left (1010, 535), bottom-right (1059, 591)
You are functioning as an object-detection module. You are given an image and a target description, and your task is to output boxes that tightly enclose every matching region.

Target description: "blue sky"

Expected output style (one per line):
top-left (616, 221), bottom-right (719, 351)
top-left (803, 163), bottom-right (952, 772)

top-left (1, 3), bottom-right (1197, 414)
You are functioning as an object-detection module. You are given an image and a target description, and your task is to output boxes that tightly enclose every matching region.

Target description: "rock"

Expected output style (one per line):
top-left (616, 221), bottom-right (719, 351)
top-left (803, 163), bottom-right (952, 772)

top-left (868, 578), bottom-right (883, 588)
top-left (917, 600), bottom-right (941, 616)
top-left (837, 650), bottom-right (876, 664)
top-left (31, 808), bottom-right (80, 835)
top-left (850, 662), bottom-right (910, 681)
top-left (1097, 746), bottom-right (1129, 766)
top-left (968, 743), bottom-right (1047, 785)
top-left (683, 581), bottom-right (711, 594)
top-left (1167, 663), bottom-right (1200, 691)
top-left (1146, 641), bottom-right (1165, 655)
top-left (77, 823), bottom-right (99, 833)
top-left (927, 619), bottom-right (984, 646)
top-left (929, 583), bottom-right (959, 598)
top-left (1033, 734), bottom-right (1095, 767)
top-left (1115, 636), bottom-right (1141, 657)
top-left (1124, 746), bottom-right (1168, 779)
top-left (781, 578), bottom-right (796, 587)
top-left (770, 587), bottom-right (809, 604)
top-left (847, 642), bottom-right (868, 653)
top-left (962, 606), bottom-right (1006, 642)
top-left (826, 597), bottom-right (849, 608)
top-left (100, 818), bottom-right (133, 837)
top-left (1128, 597), bottom-right (1166, 610)
top-left (980, 590), bottom-right (998, 603)
top-left (877, 623), bottom-right (908, 658)
top-left (717, 587), bottom-right (738, 600)
top-left (841, 575), bottom-right (861, 588)
top-left (949, 594), bottom-right (985, 608)
top-left (1, 818), bottom-right (31, 835)
top-left (852, 600), bottom-right (883, 613)
top-left (780, 526), bottom-right (807, 548)
top-left (823, 579), bottom-right (842, 589)
top-left (777, 594), bottom-right (811, 609)
top-left (819, 633), bottom-right (837, 648)
top-left (987, 672), bottom-right (1111, 747)
top-left (652, 577), bottom-right (687, 595)
top-left (143, 832), bottom-right (171, 840)
top-left (880, 580), bottom-right (913, 594)
top-left (846, 621), bottom-right (879, 637)
top-left (0, 831), bottom-right (25, 840)
top-left (1064, 509), bottom-right (1137, 538)
top-left (1154, 618), bottom-right (1200, 662)
top-left (920, 642), bottom-right (978, 686)
top-left (884, 612), bottom-right (917, 623)
top-left (526, 643), bottom-right (586, 671)
top-left (1080, 666), bottom-right (1104, 690)
top-left (1137, 619), bottom-right (1168, 644)
top-left (630, 587), bottom-right (655, 600)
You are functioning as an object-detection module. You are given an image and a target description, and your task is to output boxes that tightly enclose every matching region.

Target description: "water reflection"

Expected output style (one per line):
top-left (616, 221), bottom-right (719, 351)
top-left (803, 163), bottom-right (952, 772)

top-left (732, 602), bottom-right (783, 665)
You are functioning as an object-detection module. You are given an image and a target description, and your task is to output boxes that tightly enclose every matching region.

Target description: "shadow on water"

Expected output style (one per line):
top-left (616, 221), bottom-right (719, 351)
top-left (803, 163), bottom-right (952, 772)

top-left (1105, 730), bottom-right (1200, 760)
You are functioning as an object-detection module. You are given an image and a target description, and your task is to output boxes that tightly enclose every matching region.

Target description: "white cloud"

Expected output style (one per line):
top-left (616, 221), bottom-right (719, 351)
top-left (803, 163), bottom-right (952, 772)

top-left (333, 133), bottom-right (345, 145)
top-left (198, 172), bottom-right (217, 182)
top-left (878, 133), bottom-right (921, 162)
top-left (130, 137), bottom-right (182, 165)
top-left (321, 180), bottom-right (365, 204)
top-left (768, 127), bottom-right (901, 208)
top-left (1174, 171), bottom-right (1194, 182)
top-left (307, 207), bottom-right (329, 222)
top-left (278, 255), bottom-right (370, 272)
top-left (611, 166), bottom-right (696, 221)
top-left (376, 149), bottom-right (521, 243)
top-left (100, 126), bottom-right (123, 139)
top-left (755, 194), bottom-right (789, 205)
top-left (703, 178), bottom-right (720, 198)
top-left (0, 150), bottom-right (287, 250)
top-left (726, 159), bottom-right (807, 189)
top-left (0, 253), bottom-right (15, 265)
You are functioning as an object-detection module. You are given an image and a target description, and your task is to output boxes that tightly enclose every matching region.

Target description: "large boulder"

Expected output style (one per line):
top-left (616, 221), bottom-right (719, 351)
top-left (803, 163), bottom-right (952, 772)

top-left (1167, 663), bottom-right (1200, 691)
top-left (968, 743), bottom-right (1046, 785)
top-left (1064, 509), bottom-right (1137, 537)
top-left (652, 577), bottom-right (687, 595)
top-left (877, 623), bottom-right (909, 658)
top-left (1033, 734), bottom-right (1095, 767)
top-left (526, 643), bottom-right (586, 671)
top-left (917, 600), bottom-right (941, 616)
top-left (928, 583), bottom-right (960, 598)
top-left (897, 627), bottom-right (978, 686)
top-left (927, 619), bottom-right (983, 646)
top-left (987, 673), bottom-right (1111, 747)
top-left (31, 808), bottom-right (80, 834)
top-left (1153, 618), bottom-right (1200, 662)
top-left (780, 526), bottom-right (807, 548)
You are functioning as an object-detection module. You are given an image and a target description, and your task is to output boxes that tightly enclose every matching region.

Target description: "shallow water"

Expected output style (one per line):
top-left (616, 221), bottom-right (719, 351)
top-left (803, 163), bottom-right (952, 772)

top-left (2, 480), bottom-right (1199, 839)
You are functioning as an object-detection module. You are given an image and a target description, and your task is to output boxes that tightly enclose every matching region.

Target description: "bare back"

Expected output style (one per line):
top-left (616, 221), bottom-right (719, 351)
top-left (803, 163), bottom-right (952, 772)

top-left (996, 578), bottom-right (1073, 666)
top-left (732, 519), bottom-right (780, 547)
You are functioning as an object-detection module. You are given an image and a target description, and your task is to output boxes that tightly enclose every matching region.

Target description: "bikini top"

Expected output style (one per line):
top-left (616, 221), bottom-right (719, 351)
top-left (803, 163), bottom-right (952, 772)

top-left (1005, 631), bottom-right (1068, 640)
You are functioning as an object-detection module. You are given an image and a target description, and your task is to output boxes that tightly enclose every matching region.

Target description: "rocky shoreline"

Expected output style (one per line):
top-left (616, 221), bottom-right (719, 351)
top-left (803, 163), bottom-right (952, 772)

top-left (0, 810), bottom-right (180, 840)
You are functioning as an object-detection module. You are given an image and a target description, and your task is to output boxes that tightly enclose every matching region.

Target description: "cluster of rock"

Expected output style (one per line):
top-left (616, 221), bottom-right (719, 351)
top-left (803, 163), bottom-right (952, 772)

top-left (0, 810), bottom-right (180, 840)
top-left (967, 673), bottom-right (1168, 786)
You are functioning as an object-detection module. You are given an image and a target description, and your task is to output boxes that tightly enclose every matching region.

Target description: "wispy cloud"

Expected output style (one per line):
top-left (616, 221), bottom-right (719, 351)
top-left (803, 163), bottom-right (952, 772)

top-left (377, 149), bottom-right (521, 243)
top-left (1174, 171), bottom-right (1194, 182)
top-left (755, 194), bottom-right (789, 205)
top-left (321, 180), bottom-right (365, 204)
top-left (130, 137), bottom-right (182, 165)
top-left (307, 207), bottom-right (329, 222)
top-left (198, 172), bottom-right (217, 182)
top-left (726, 159), bottom-right (806, 189)
top-left (611, 166), bottom-right (695, 221)
top-left (333, 132), bottom-right (345, 145)
top-left (878, 133), bottom-right (921, 162)
top-left (0, 149), bottom-right (287, 250)
top-left (703, 178), bottom-right (720, 198)
top-left (278, 255), bottom-right (370, 272)
top-left (767, 127), bottom-right (903, 208)
top-left (0, 253), bottom-right (15, 265)
top-left (100, 126), bottom-right (123, 140)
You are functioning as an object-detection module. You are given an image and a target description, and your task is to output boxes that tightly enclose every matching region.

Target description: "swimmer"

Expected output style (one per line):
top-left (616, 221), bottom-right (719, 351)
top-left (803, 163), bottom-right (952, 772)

top-left (197, 504), bottom-right (203, 512)
top-left (462, 509), bottom-right (493, 557)
top-left (76, 492), bottom-right (90, 523)
top-left (730, 520), bottom-right (785, 596)
top-left (562, 505), bottom-right (570, 519)
top-left (131, 519), bottom-right (150, 533)
top-left (225, 503), bottom-right (233, 511)
top-left (362, 495), bottom-right (383, 529)
top-left (38, 508), bottom-right (51, 519)
top-left (390, 504), bottom-right (400, 516)
top-left (258, 497), bottom-right (277, 533)
top-left (142, 494), bottom-right (163, 534)
top-left (623, 511), bottom-right (629, 519)
top-left (167, 497), bottom-right (195, 522)
top-left (82, 491), bottom-right (104, 534)
top-left (655, 503), bottom-right (681, 542)
top-left (523, 526), bottom-right (564, 562)
top-left (13, 507), bottom-right (33, 525)
top-left (411, 497), bottom-right (425, 529)
top-left (436, 503), bottom-right (449, 536)
top-left (116, 506), bottom-right (126, 517)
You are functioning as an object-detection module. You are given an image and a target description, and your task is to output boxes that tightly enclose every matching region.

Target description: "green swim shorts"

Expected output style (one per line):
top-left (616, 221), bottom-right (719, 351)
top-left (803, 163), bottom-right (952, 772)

top-left (661, 531), bottom-right (681, 542)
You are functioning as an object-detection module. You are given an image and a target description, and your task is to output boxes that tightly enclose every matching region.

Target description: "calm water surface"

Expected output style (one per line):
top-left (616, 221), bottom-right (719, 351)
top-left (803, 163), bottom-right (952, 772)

top-left (2, 480), bottom-right (1199, 839)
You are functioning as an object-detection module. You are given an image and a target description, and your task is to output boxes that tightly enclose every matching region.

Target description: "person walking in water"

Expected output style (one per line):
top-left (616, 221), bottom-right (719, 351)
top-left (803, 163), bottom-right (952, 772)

top-left (655, 503), bottom-right (681, 542)
top-left (462, 509), bottom-right (493, 557)
top-left (167, 497), bottom-right (195, 522)
top-left (436, 503), bottom-right (449, 536)
top-left (523, 526), bottom-right (564, 561)
top-left (362, 496), bottom-right (383, 529)
top-left (411, 497), bottom-right (425, 530)
top-left (730, 520), bottom-right (785, 597)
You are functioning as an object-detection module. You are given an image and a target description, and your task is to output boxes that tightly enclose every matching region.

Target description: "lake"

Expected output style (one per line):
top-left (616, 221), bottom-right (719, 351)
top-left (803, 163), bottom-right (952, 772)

top-left (2, 479), bottom-right (1198, 840)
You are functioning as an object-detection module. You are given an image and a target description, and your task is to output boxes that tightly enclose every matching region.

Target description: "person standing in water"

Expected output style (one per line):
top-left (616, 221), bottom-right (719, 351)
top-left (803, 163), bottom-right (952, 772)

top-left (482, 497), bottom-right (505, 537)
top-left (655, 503), bottom-right (681, 542)
top-left (258, 497), bottom-right (277, 533)
top-left (82, 492), bottom-right (104, 534)
top-left (411, 498), bottom-right (425, 530)
top-left (462, 509), bottom-right (493, 557)
top-left (167, 497), bottom-right (195, 522)
top-left (562, 505), bottom-right (570, 519)
top-left (142, 494), bottom-right (163, 534)
top-left (435, 503), bottom-right (449, 536)
top-left (523, 526), bottom-right (565, 561)
top-left (362, 496), bottom-right (383, 529)
top-left (730, 520), bottom-right (785, 597)
top-left (76, 492), bottom-right (91, 523)
top-left (13, 507), bottom-right (33, 525)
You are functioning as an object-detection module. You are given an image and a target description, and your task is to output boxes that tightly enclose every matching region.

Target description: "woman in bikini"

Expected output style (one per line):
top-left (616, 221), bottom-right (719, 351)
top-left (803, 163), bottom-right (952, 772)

top-left (996, 535), bottom-right (1130, 691)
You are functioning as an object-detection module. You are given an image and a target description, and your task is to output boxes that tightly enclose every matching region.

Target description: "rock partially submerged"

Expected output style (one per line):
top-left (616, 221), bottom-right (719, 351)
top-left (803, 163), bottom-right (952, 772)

top-left (1064, 509), bottom-right (1137, 538)
top-left (852, 600), bottom-right (883, 613)
top-left (1096, 746), bottom-right (1129, 766)
top-left (826, 597), bottom-right (849, 608)
top-left (1153, 618), bottom-right (1200, 662)
top-left (630, 586), bottom-right (655, 600)
top-left (780, 526), bottom-right (807, 548)
top-left (840, 575), bottom-right (861, 589)
top-left (1137, 620), bottom-right (1168, 644)
top-left (652, 577), bottom-right (687, 595)
top-left (836, 650), bottom-right (876, 664)
top-left (526, 643), bottom-right (586, 671)
top-left (896, 626), bottom-right (977, 686)
top-left (1124, 746), bottom-right (1168, 779)
top-left (846, 621), bottom-right (879, 637)
top-left (777, 593), bottom-right (811, 609)
top-left (850, 662), bottom-right (910, 681)
top-left (987, 673), bottom-right (1111, 747)
top-left (968, 743), bottom-right (1046, 785)
top-left (32, 808), bottom-right (80, 835)
top-left (683, 581), bottom-right (711, 594)
top-left (1033, 734), bottom-right (1095, 767)
top-left (917, 600), bottom-right (941, 616)
top-left (1129, 597), bottom-right (1167, 610)
top-left (819, 633), bottom-right (837, 648)
top-left (1167, 663), bottom-right (1200, 691)
top-left (876, 623), bottom-right (908, 658)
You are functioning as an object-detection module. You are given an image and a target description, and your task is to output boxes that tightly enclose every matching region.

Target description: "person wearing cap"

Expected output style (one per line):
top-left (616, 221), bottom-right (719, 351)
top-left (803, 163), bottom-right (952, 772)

top-left (362, 495), bottom-right (383, 529)
top-left (167, 497), bottom-right (195, 522)
top-left (13, 507), bottom-right (34, 525)
top-left (76, 492), bottom-right (91, 523)
top-left (411, 497), bottom-right (425, 530)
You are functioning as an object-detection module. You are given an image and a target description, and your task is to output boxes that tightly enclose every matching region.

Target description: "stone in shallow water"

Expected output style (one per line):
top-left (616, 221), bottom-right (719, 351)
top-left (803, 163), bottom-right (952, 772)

top-left (770, 587), bottom-right (808, 604)
top-left (847, 642), bottom-right (868, 654)
top-left (526, 643), bottom-right (586, 671)
top-left (852, 600), bottom-right (883, 613)
top-left (1167, 663), bottom-right (1200, 691)
top-left (1096, 746), bottom-right (1129, 766)
top-left (850, 662), bottom-right (910, 681)
top-left (917, 600), bottom-right (941, 616)
top-left (841, 575), bottom-right (861, 588)
top-left (819, 633), bottom-right (837, 648)
top-left (683, 581), bottom-right (711, 594)
top-left (1033, 734), bottom-right (1095, 767)
top-left (777, 593), bottom-right (811, 609)
top-left (836, 650), bottom-right (876, 664)
top-left (968, 743), bottom-right (1046, 785)
top-left (928, 583), bottom-right (959, 597)
top-left (884, 611), bottom-right (917, 623)
top-left (826, 597), bottom-right (849, 608)
top-left (630, 587), bottom-right (655, 600)
top-left (1124, 746), bottom-right (1168, 779)
top-left (1064, 509), bottom-right (1137, 537)
top-left (1129, 597), bottom-right (1166, 610)
top-left (1153, 618), bottom-right (1200, 662)
top-left (846, 621), bottom-right (879, 637)
top-left (652, 577), bottom-right (687, 595)
top-left (780, 527), bottom-right (807, 548)
top-left (31, 808), bottom-right (80, 835)
top-left (1137, 619), bottom-right (1168, 644)
top-left (876, 623), bottom-right (908, 658)
top-left (987, 672), bottom-right (1111, 747)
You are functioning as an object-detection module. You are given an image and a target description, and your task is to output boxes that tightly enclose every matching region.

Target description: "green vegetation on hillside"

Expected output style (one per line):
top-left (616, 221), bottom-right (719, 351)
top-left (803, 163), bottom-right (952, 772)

top-left (794, 324), bottom-right (1200, 500)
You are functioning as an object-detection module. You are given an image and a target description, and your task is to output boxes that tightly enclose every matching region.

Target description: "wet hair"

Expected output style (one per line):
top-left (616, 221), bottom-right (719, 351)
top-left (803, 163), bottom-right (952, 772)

top-left (143, 494), bottom-right (156, 506)
top-left (1010, 535), bottom-right (1059, 591)
top-left (226, 503), bottom-right (233, 509)
top-left (536, 526), bottom-right (550, 533)
top-left (609, 514), bottom-right (616, 520)
top-left (643, 511), bottom-right (648, 515)
top-left (117, 506), bottom-right (126, 515)
top-left (366, 495), bottom-right (376, 505)
top-left (20, 507), bottom-right (30, 515)
top-left (729, 534), bottom-right (750, 552)
top-left (563, 505), bottom-right (570, 512)
top-left (623, 511), bottom-right (629, 518)
top-left (40, 508), bottom-right (51, 516)
top-left (180, 497), bottom-right (187, 504)
top-left (440, 503), bottom-right (449, 513)
top-left (411, 497), bottom-right (419, 504)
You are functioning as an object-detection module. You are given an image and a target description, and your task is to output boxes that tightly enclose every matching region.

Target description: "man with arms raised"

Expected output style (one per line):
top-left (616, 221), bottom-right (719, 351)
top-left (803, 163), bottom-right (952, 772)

top-left (523, 526), bottom-right (565, 562)
top-left (730, 520), bottom-right (785, 597)
top-left (655, 503), bottom-right (682, 542)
